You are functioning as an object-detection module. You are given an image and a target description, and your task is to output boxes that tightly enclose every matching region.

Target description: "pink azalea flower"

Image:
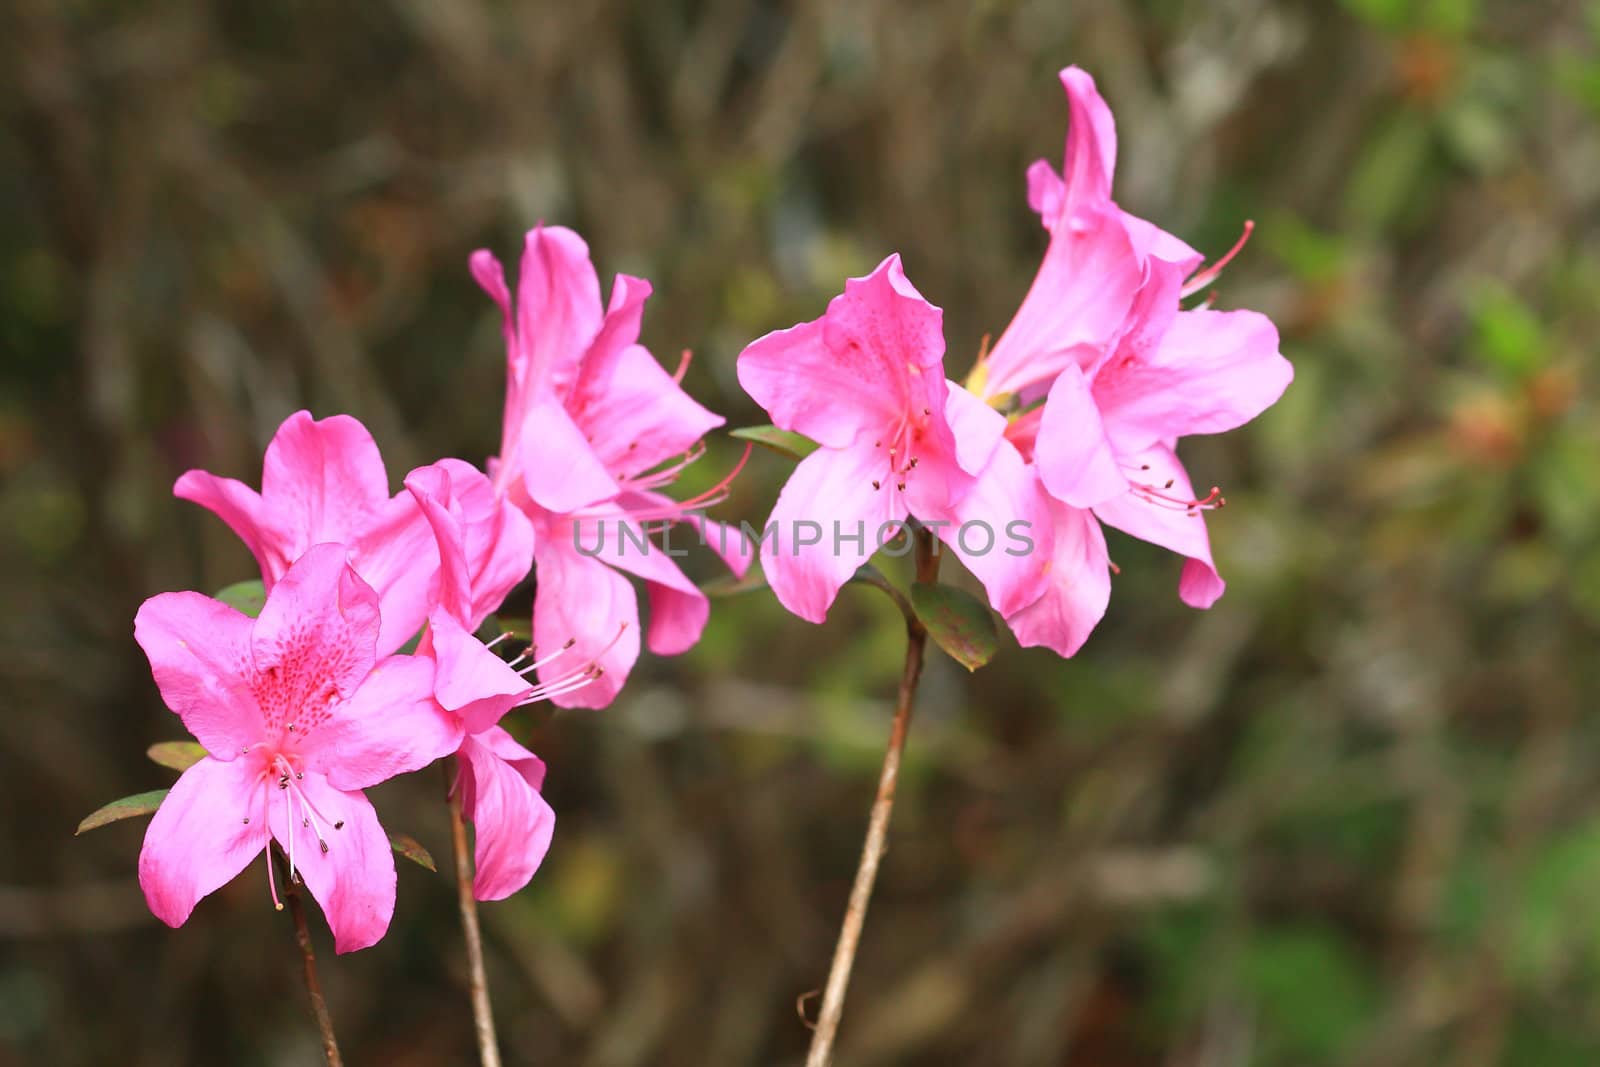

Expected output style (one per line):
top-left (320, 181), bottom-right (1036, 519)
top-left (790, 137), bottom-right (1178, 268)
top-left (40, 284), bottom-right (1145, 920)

top-left (405, 460), bottom-right (573, 901)
top-left (175, 410), bottom-right (438, 657)
top-left (971, 67), bottom-right (1293, 657)
top-left (133, 544), bottom-right (462, 952)
top-left (737, 254), bottom-right (1049, 624)
top-left (471, 226), bottom-right (749, 708)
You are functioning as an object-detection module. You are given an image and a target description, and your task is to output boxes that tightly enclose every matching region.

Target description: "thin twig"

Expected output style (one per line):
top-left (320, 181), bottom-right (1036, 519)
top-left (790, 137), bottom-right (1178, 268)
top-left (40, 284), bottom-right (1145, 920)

top-left (806, 528), bottom-right (940, 1066)
top-left (280, 855), bottom-right (343, 1067)
top-left (448, 760), bottom-right (503, 1067)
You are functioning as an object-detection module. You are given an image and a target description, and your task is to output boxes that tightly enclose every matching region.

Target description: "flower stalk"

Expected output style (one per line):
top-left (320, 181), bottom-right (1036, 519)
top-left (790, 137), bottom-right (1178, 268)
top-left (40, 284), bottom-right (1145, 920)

top-left (448, 760), bottom-right (503, 1067)
top-left (805, 527), bottom-right (939, 1067)
top-left (279, 853), bottom-right (343, 1067)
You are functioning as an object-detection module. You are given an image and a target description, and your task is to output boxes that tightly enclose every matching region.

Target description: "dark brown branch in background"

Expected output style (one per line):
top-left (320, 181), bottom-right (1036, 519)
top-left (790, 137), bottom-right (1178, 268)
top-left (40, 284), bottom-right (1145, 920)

top-left (280, 858), bottom-right (343, 1067)
top-left (448, 761), bottom-right (503, 1067)
top-left (805, 527), bottom-right (940, 1067)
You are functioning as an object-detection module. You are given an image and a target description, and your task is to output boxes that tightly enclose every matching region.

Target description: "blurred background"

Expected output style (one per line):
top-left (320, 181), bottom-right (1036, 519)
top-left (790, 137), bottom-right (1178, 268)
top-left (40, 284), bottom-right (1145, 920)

top-left (4, 0), bottom-right (1598, 1063)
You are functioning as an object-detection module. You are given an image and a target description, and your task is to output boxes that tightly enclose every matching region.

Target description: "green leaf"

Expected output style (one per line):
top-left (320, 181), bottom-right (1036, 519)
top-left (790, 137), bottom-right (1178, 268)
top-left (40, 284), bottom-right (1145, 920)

top-left (699, 569), bottom-right (770, 598)
top-left (213, 579), bottom-right (266, 618)
top-left (389, 833), bottom-right (437, 872)
top-left (729, 425), bottom-right (819, 460)
top-left (146, 741), bottom-right (208, 772)
top-left (76, 789), bottom-right (169, 835)
top-left (909, 582), bottom-right (999, 672)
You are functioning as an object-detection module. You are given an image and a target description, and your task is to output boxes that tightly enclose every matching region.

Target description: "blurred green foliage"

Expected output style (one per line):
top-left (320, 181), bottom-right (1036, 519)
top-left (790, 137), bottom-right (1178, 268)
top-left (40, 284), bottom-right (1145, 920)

top-left (2, 0), bottom-right (1598, 1065)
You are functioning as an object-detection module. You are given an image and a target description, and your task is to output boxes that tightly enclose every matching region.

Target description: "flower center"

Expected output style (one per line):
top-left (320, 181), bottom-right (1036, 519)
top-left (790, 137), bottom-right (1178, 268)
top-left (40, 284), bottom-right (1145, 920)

top-left (239, 746), bottom-right (346, 911)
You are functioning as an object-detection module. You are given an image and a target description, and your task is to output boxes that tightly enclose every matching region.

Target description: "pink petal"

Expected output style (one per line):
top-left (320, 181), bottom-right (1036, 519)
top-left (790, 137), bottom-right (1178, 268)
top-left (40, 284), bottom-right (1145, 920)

top-left (407, 459), bottom-right (534, 631)
top-left (1025, 159), bottom-right (1065, 226)
top-left (1003, 499), bottom-right (1112, 657)
top-left (269, 773), bottom-right (395, 954)
top-left (310, 654), bottom-right (463, 790)
top-left (517, 399), bottom-right (620, 514)
top-left (928, 441), bottom-right (1053, 617)
top-left (172, 471), bottom-right (289, 585)
top-left (469, 249), bottom-right (516, 359)
top-left (1095, 308), bottom-right (1293, 454)
top-left (1091, 444), bottom-right (1225, 609)
top-left (260, 411), bottom-right (392, 551)
top-left (429, 615), bottom-right (529, 735)
top-left (586, 517), bottom-right (710, 656)
top-left (761, 445), bottom-right (900, 624)
top-left (981, 207), bottom-right (1142, 400)
top-left (737, 254), bottom-right (945, 449)
top-left (348, 492), bottom-right (439, 657)
top-left (134, 592), bottom-right (261, 758)
top-left (250, 544), bottom-right (380, 705)
top-left (1121, 214), bottom-right (1204, 277)
top-left (566, 274), bottom-right (652, 422)
top-left (942, 380), bottom-right (1007, 480)
top-left (515, 226), bottom-right (603, 403)
top-left (575, 343), bottom-right (723, 476)
top-left (138, 756), bottom-right (271, 929)
top-left (458, 730), bottom-right (555, 901)
top-left (1034, 363), bottom-right (1129, 509)
top-left (531, 538), bottom-right (642, 709)
top-left (1057, 66), bottom-right (1118, 214)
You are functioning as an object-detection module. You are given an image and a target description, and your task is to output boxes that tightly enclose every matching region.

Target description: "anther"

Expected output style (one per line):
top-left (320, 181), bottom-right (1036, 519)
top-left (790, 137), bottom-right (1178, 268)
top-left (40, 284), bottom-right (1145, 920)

top-left (242, 817), bottom-right (251, 825)
top-left (871, 480), bottom-right (881, 490)
top-left (319, 840), bottom-right (329, 854)
top-left (896, 481), bottom-right (906, 491)
top-left (334, 821), bottom-right (345, 830)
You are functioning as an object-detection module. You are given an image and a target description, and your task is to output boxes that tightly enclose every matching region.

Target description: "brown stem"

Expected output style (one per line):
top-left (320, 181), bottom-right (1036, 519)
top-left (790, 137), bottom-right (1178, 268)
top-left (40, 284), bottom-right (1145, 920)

top-left (280, 858), bottom-right (343, 1067)
top-left (448, 760), bottom-right (503, 1067)
top-left (805, 528), bottom-right (940, 1067)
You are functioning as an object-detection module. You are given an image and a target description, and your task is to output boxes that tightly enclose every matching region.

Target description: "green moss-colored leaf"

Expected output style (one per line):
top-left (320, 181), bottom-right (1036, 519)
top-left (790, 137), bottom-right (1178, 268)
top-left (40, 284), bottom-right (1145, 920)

top-left (389, 833), bottom-right (437, 872)
top-left (146, 741), bottom-right (207, 772)
top-left (909, 581), bottom-right (998, 672)
top-left (213, 579), bottom-right (266, 618)
top-left (76, 789), bottom-right (169, 835)
top-left (729, 425), bottom-right (819, 460)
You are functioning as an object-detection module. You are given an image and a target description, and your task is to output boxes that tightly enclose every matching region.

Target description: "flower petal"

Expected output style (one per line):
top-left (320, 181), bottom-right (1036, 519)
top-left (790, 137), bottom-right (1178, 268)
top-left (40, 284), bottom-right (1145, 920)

top-left (929, 441), bottom-right (1053, 617)
top-left (134, 592), bottom-right (261, 757)
top-left (260, 411), bottom-right (392, 553)
top-left (138, 756), bottom-right (271, 929)
top-left (531, 538), bottom-right (642, 709)
top-left (172, 471), bottom-right (290, 585)
top-left (430, 615), bottom-right (529, 735)
top-left (575, 343), bottom-right (723, 476)
top-left (251, 544), bottom-right (381, 706)
top-left (1056, 66), bottom-right (1118, 215)
top-left (348, 492), bottom-right (438, 657)
top-left (515, 225), bottom-right (604, 403)
top-left (269, 773), bottom-right (395, 954)
top-left (584, 518), bottom-right (709, 656)
top-left (1091, 444), bottom-right (1226, 609)
top-left (1025, 159), bottom-right (1065, 226)
top-left (458, 730), bottom-right (555, 901)
top-left (1003, 499), bottom-right (1112, 657)
top-left (311, 654), bottom-right (463, 790)
top-left (981, 208), bottom-right (1142, 400)
top-left (518, 399), bottom-right (621, 514)
top-left (1034, 363), bottom-right (1129, 509)
top-left (1095, 308), bottom-right (1293, 453)
top-left (761, 445), bottom-right (900, 624)
top-left (738, 254), bottom-right (945, 449)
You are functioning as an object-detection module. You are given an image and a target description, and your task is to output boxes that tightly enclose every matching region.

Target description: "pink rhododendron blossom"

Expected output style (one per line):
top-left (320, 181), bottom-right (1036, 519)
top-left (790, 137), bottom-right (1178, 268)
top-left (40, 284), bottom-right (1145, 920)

top-left (133, 544), bottom-right (461, 952)
top-left (175, 410), bottom-right (438, 657)
top-left (737, 254), bottom-right (1048, 624)
top-left (967, 66), bottom-right (1292, 657)
top-left (472, 226), bottom-right (749, 708)
top-left (405, 461), bottom-right (565, 901)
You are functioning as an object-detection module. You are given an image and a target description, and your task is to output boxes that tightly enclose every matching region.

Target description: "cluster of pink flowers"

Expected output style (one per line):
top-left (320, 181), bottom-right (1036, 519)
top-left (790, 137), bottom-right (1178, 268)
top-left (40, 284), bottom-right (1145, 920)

top-left (135, 229), bottom-right (746, 950)
top-left (741, 67), bottom-right (1292, 654)
top-left (128, 67), bottom-right (1289, 949)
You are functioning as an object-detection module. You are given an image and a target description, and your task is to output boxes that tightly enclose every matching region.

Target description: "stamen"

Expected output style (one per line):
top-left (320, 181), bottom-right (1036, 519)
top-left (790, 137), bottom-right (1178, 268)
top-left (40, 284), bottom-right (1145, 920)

top-left (1181, 220), bottom-right (1254, 298)
top-left (673, 348), bottom-right (694, 383)
top-left (483, 631), bottom-right (514, 650)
